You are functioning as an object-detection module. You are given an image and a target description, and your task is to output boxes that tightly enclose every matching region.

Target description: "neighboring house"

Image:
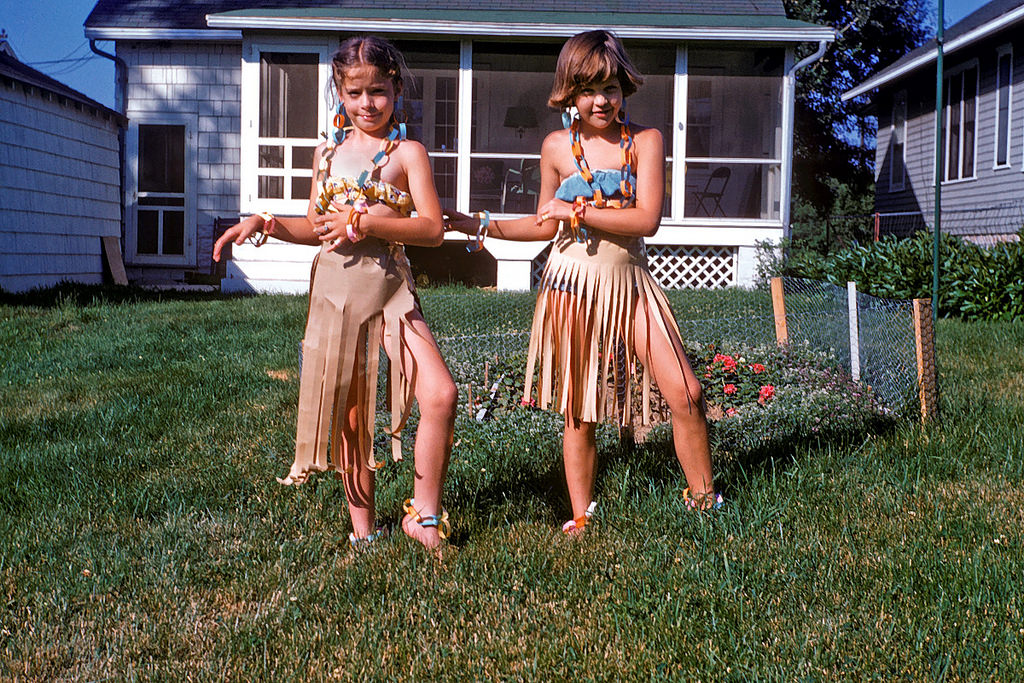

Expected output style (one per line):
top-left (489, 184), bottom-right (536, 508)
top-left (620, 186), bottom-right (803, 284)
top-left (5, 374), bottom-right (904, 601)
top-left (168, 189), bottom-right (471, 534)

top-left (83, 0), bottom-right (833, 292)
top-left (843, 0), bottom-right (1024, 243)
top-left (0, 33), bottom-right (125, 293)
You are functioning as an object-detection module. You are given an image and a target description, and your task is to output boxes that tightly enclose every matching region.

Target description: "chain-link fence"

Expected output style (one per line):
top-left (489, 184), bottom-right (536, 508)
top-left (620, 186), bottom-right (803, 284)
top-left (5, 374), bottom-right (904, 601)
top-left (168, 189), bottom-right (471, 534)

top-left (410, 277), bottom-right (920, 420)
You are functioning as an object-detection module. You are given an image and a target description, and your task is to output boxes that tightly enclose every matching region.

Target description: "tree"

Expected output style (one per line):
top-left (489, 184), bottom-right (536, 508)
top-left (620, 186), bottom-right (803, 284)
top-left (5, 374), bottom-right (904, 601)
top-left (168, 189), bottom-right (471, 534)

top-left (784, 0), bottom-right (931, 251)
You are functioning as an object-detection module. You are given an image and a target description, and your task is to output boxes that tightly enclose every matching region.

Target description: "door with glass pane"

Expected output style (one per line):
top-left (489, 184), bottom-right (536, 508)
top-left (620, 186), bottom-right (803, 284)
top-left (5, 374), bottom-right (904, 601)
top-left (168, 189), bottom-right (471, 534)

top-left (128, 118), bottom-right (196, 265)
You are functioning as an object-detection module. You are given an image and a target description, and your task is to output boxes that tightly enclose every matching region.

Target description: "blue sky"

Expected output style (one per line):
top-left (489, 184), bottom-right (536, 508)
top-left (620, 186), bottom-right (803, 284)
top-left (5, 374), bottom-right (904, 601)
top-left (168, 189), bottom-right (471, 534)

top-left (0, 0), bottom-right (997, 110)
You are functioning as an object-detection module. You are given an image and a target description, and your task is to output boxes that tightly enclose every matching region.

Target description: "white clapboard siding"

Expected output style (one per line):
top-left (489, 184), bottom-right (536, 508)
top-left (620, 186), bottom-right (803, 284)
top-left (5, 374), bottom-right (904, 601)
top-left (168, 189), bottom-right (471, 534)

top-left (122, 42), bottom-right (242, 279)
top-left (220, 240), bottom-right (319, 294)
top-left (0, 76), bottom-right (121, 292)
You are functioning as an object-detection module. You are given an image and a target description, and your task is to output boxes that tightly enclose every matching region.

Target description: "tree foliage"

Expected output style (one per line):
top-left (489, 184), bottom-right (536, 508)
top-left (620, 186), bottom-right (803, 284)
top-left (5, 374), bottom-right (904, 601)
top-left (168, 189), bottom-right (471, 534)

top-left (784, 1), bottom-right (932, 249)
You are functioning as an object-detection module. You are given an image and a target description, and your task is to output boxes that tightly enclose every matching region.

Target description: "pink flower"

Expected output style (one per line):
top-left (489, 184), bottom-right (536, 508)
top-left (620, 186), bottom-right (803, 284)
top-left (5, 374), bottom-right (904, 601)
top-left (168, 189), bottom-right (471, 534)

top-left (758, 384), bottom-right (775, 404)
top-left (750, 363), bottom-right (766, 374)
top-left (723, 383), bottom-right (737, 395)
top-left (725, 407), bottom-right (737, 417)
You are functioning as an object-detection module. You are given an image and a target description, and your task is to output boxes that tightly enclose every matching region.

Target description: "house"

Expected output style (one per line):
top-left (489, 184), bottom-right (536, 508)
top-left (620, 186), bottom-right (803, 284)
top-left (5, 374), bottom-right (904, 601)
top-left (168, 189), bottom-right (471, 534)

top-left (843, 0), bottom-right (1024, 244)
top-left (83, 0), bottom-right (833, 292)
top-left (0, 32), bottom-right (126, 293)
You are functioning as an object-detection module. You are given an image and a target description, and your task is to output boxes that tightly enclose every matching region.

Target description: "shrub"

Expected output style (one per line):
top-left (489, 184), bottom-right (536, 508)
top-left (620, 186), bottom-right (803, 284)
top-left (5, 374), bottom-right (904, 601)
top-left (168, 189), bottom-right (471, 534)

top-left (778, 230), bottom-right (1024, 321)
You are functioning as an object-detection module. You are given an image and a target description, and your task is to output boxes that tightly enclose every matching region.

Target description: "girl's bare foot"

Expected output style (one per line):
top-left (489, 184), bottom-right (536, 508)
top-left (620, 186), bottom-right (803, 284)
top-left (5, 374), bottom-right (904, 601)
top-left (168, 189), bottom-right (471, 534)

top-left (401, 513), bottom-right (443, 550)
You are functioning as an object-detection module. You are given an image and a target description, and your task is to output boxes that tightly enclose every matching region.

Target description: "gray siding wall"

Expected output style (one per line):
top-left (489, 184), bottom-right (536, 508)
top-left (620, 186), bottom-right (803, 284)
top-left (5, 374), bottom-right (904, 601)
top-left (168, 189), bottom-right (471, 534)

top-left (119, 40), bottom-right (241, 278)
top-left (874, 29), bottom-right (1024, 237)
top-left (0, 79), bottom-right (121, 292)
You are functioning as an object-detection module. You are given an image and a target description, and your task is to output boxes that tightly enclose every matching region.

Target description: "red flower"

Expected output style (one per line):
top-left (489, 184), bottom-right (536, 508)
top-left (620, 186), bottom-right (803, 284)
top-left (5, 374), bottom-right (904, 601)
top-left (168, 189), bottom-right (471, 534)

top-left (725, 407), bottom-right (737, 417)
top-left (750, 363), bottom-right (766, 374)
top-left (758, 384), bottom-right (775, 404)
top-left (723, 383), bottom-right (737, 395)
top-left (713, 353), bottom-right (728, 364)
top-left (723, 358), bottom-right (737, 373)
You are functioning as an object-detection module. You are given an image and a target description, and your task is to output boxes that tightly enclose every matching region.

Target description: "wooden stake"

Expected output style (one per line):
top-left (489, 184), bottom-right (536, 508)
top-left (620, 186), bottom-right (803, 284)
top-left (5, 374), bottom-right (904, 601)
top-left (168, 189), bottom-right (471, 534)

top-left (913, 298), bottom-right (939, 423)
top-left (771, 277), bottom-right (788, 346)
top-left (848, 281), bottom-right (861, 382)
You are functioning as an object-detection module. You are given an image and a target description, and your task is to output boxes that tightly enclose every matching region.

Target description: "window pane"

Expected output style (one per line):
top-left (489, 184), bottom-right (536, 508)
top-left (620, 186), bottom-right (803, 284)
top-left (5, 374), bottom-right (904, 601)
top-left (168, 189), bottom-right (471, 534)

top-left (947, 74), bottom-right (961, 180)
top-left (962, 68), bottom-right (976, 176)
top-left (469, 158), bottom-right (511, 213)
top-left (162, 210), bottom-right (184, 255)
top-left (259, 53), bottom-right (318, 139)
top-left (291, 176), bottom-right (311, 201)
top-left (686, 48), bottom-right (784, 159)
top-left (293, 145), bottom-right (316, 171)
top-left (622, 42), bottom-right (675, 143)
top-left (137, 210), bottom-right (159, 254)
top-left (472, 42), bottom-right (562, 155)
top-left (394, 41), bottom-right (460, 152)
top-left (259, 145), bottom-right (284, 169)
top-left (685, 162), bottom-right (779, 219)
top-left (997, 54), bottom-right (1011, 165)
top-left (259, 176), bottom-right (284, 199)
top-left (138, 124), bottom-right (184, 193)
top-left (431, 156), bottom-right (457, 207)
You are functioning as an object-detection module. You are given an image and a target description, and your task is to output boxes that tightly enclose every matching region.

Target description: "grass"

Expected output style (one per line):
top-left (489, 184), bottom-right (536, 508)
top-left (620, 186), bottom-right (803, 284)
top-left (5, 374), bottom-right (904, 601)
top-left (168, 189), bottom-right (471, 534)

top-left (1, 285), bottom-right (1022, 679)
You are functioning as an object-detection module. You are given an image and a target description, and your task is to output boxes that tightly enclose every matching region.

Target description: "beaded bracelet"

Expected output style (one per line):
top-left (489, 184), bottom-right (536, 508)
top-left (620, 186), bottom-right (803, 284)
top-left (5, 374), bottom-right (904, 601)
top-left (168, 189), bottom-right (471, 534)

top-left (466, 210), bottom-right (489, 253)
top-left (248, 211), bottom-right (275, 247)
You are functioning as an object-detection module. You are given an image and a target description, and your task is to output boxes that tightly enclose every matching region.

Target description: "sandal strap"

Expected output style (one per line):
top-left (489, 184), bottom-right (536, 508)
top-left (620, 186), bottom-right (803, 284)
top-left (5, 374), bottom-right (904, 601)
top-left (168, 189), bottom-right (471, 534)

top-left (348, 527), bottom-right (385, 548)
top-left (683, 487), bottom-right (724, 511)
top-left (403, 498), bottom-right (451, 540)
top-left (562, 501), bottom-right (597, 534)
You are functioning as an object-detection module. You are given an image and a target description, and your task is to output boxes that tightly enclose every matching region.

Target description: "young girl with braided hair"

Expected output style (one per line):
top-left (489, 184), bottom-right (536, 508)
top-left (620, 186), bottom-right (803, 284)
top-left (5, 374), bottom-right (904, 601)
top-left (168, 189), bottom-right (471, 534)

top-left (448, 30), bottom-right (720, 532)
top-left (215, 36), bottom-right (456, 551)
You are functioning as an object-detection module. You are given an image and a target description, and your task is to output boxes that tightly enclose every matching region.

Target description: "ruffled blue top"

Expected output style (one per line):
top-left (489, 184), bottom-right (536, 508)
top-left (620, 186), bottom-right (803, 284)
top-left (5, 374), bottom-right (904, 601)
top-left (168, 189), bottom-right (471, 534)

top-left (555, 169), bottom-right (637, 203)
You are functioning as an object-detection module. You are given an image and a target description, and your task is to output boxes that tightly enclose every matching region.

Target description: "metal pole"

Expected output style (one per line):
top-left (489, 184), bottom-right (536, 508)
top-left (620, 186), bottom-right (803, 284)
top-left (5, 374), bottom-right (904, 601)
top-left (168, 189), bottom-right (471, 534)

top-left (932, 0), bottom-right (944, 321)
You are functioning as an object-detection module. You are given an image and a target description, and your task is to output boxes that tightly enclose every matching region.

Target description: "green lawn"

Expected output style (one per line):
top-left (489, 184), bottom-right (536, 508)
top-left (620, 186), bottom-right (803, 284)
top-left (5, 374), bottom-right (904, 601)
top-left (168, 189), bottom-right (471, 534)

top-left (1, 287), bottom-right (1021, 679)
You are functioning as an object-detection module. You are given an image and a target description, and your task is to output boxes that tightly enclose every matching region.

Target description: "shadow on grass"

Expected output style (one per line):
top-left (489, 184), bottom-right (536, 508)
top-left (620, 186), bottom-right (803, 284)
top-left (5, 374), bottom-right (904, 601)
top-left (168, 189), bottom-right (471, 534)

top-left (0, 282), bottom-right (250, 308)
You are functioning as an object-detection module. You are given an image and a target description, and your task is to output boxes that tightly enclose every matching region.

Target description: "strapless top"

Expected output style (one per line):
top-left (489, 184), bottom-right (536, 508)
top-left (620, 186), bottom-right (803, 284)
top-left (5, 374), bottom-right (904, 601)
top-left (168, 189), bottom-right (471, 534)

top-left (554, 169), bottom-right (638, 203)
top-left (318, 176), bottom-right (414, 216)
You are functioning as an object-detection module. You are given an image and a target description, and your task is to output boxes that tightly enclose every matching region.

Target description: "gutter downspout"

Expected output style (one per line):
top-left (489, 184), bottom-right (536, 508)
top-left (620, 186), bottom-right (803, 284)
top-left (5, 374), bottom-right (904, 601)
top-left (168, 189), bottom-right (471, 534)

top-left (781, 40), bottom-right (828, 234)
top-left (90, 40), bottom-right (129, 280)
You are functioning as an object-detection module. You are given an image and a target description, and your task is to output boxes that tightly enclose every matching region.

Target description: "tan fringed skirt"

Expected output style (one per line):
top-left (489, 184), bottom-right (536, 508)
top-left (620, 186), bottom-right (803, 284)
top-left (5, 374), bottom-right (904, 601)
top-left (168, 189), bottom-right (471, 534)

top-left (524, 227), bottom-right (687, 426)
top-left (277, 238), bottom-right (422, 485)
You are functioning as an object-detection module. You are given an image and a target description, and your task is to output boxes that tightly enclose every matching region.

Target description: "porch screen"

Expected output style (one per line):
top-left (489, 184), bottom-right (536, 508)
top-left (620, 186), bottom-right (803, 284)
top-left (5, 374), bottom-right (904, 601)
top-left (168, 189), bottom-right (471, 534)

top-left (395, 41), bottom-right (460, 208)
top-left (685, 48), bottom-right (783, 220)
top-left (470, 43), bottom-right (561, 214)
top-left (258, 53), bottom-right (318, 201)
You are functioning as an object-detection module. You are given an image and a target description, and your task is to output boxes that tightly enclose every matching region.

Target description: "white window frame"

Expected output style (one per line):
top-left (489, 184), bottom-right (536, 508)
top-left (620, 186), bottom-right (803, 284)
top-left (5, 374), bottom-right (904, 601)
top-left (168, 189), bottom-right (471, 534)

top-left (125, 113), bottom-right (197, 267)
top-left (240, 36), bottom-right (333, 216)
top-left (942, 59), bottom-right (980, 184)
top-left (994, 44), bottom-right (1013, 170)
top-left (890, 90), bottom-right (907, 192)
top-left (676, 44), bottom-right (785, 226)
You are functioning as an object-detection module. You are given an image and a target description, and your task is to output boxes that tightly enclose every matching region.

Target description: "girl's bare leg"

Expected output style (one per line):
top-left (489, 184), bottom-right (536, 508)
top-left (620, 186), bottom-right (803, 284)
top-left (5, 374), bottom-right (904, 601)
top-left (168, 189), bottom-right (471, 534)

top-left (396, 311), bottom-right (457, 549)
top-left (563, 416), bottom-right (598, 520)
top-left (338, 355), bottom-right (377, 538)
top-left (633, 299), bottom-right (716, 501)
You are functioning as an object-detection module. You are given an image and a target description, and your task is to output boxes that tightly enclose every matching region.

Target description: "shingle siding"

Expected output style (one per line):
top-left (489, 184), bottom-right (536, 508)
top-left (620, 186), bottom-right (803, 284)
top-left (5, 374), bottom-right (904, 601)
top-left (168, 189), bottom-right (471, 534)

top-left (0, 75), bottom-right (121, 292)
top-left (121, 41), bottom-right (242, 271)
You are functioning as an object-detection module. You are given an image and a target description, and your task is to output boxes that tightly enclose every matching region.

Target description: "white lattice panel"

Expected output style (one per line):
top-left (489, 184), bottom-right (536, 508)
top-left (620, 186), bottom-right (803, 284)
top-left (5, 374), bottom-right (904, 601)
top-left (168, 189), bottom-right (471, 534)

top-left (647, 245), bottom-right (736, 289)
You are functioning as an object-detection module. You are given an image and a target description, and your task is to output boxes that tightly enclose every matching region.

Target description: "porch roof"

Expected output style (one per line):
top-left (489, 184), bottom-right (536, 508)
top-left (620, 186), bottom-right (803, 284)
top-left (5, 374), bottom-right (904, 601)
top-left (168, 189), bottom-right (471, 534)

top-left (85, 0), bottom-right (831, 42)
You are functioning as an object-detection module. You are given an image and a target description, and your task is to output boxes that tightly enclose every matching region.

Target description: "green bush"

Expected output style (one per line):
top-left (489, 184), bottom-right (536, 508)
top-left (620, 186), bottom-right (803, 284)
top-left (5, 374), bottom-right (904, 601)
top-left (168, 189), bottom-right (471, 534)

top-left (780, 230), bottom-right (1024, 321)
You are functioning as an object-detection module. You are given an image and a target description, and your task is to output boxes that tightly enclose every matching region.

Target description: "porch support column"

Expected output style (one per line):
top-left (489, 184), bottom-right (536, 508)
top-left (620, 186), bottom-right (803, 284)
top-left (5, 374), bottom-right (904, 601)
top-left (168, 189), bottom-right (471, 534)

top-left (484, 238), bottom-right (549, 291)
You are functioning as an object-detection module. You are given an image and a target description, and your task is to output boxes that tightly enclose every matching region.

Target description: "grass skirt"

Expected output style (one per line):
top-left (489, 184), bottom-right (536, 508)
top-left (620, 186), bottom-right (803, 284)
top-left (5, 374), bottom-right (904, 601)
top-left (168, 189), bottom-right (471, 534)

top-left (277, 238), bottom-right (422, 485)
top-left (524, 227), bottom-right (687, 426)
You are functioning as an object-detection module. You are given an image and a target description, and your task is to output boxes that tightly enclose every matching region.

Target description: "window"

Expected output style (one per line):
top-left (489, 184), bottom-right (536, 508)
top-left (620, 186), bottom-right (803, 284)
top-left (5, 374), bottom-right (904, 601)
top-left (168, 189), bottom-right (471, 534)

top-left (995, 46), bottom-right (1012, 168)
top-left (943, 64), bottom-right (978, 181)
top-left (684, 48), bottom-right (784, 219)
top-left (890, 92), bottom-right (907, 191)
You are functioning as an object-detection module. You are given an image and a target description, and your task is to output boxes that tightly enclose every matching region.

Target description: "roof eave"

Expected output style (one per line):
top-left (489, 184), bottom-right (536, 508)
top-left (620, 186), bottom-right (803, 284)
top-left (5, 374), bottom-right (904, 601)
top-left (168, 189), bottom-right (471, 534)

top-left (204, 14), bottom-right (834, 42)
top-left (85, 27), bottom-right (243, 41)
top-left (842, 3), bottom-right (1024, 102)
